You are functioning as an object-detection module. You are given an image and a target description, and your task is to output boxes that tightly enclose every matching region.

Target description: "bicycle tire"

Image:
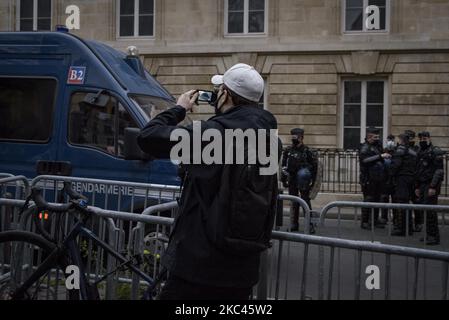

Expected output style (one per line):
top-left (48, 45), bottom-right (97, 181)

top-left (0, 230), bottom-right (74, 300)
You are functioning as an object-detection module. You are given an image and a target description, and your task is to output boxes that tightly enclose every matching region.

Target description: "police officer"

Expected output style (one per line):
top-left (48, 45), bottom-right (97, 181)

top-left (404, 129), bottom-right (422, 231)
top-left (281, 128), bottom-right (318, 231)
top-left (389, 133), bottom-right (417, 236)
top-left (359, 128), bottom-right (391, 229)
top-left (405, 130), bottom-right (420, 153)
top-left (415, 132), bottom-right (444, 245)
top-left (380, 134), bottom-right (397, 223)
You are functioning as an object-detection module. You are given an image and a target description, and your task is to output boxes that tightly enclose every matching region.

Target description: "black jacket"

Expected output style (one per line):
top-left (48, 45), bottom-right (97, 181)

top-left (359, 142), bottom-right (386, 184)
top-left (137, 105), bottom-right (280, 288)
top-left (389, 144), bottom-right (417, 178)
top-left (281, 144), bottom-right (318, 179)
top-left (416, 144), bottom-right (445, 189)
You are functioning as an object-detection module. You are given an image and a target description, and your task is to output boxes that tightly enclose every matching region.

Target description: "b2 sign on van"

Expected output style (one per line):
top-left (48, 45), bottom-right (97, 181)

top-left (67, 67), bottom-right (86, 85)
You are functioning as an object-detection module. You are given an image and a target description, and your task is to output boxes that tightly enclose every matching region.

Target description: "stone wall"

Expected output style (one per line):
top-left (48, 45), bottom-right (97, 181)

top-left (146, 52), bottom-right (449, 149)
top-left (0, 0), bottom-right (13, 31)
top-left (1, 0), bottom-right (448, 149)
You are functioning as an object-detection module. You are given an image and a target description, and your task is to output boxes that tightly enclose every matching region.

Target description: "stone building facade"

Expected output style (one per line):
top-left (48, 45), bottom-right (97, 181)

top-left (1, 0), bottom-right (449, 149)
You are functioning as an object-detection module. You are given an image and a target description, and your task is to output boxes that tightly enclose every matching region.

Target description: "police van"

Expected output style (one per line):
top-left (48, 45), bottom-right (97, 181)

top-left (0, 30), bottom-right (183, 209)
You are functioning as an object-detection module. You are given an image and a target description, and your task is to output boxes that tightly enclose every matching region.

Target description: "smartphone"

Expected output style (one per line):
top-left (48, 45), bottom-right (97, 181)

top-left (196, 90), bottom-right (216, 104)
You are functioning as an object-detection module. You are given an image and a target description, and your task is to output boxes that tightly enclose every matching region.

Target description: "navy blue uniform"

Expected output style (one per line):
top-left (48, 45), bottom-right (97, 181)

top-left (359, 142), bottom-right (388, 227)
top-left (389, 145), bottom-right (417, 235)
top-left (281, 144), bottom-right (318, 229)
top-left (415, 144), bottom-right (444, 242)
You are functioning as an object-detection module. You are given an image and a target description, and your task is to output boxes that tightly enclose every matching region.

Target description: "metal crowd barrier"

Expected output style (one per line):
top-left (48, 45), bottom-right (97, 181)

top-left (30, 175), bottom-right (180, 214)
top-left (2, 195), bottom-right (449, 300)
top-left (0, 175), bottom-right (31, 233)
top-left (1, 174), bottom-right (448, 300)
top-left (319, 201), bottom-right (449, 248)
top-left (260, 231), bottom-right (449, 300)
top-left (0, 174), bottom-right (181, 300)
top-left (0, 190), bottom-right (310, 300)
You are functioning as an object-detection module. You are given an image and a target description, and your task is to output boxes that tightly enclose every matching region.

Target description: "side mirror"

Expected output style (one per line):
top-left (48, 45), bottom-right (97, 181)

top-left (124, 128), bottom-right (152, 161)
top-left (82, 91), bottom-right (110, 107)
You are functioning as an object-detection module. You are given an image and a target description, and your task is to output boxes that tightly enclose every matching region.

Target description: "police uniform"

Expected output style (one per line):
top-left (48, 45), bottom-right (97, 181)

top-left (389, 134), bottom-right (417, 236)
top-left (404, 130), bottom-right (422, 231)
top-left (359, 128), bottom-right (388, 229)
top-left (380, 135), bottom-right (396, 223)
top-left (281, 129), bottom-right (318, 231)
top-left (415, 132), bottom-right (444, 245)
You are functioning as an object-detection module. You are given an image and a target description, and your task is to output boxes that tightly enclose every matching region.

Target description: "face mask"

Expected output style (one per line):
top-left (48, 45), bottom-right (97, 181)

top-left (213, 91), bottom-right (225, 115)
top-left (420, 141), bottom-right (430, 149)
top-left (292, 139), bottom-right (300, 146)
top-left (386, 141), bottom-right (396, 150)
top-left (371, 139), bottom-right (380, 146)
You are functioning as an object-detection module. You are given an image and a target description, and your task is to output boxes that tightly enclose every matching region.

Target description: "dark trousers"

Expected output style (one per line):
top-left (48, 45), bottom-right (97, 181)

top-left (413, 192), bottom-right (423, 226)
top-left (417, 183), bottom-right (440, 239)
top-left (158, 275), bottom-right (252, 301)
top-left (380, 183), bottom-right (394, 221)
top-left (288, 182), bottom-right (312, 227)
top-left (361, 181), bottom-right (383, 224)
top-left (392, 176), bottom-right (414, 234)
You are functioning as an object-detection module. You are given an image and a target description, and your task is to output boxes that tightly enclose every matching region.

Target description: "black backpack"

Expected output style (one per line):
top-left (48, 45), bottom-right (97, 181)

top-left (198, 148), bottom-right (279, 257)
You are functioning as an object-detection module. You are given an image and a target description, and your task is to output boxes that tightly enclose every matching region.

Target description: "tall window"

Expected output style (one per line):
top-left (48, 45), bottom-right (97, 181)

top-left (0, 77), bottom-right (56, 142)
top-left (344, 0), bottom-right (389, 33)
top-left (342, 80), bottom-right (387, 150)
top-left (18, 0), bottom-right (52, 31)
top-left (225, 0), bottom-right (267, 35)
top-left (118, 0), bottom-right (154, 38)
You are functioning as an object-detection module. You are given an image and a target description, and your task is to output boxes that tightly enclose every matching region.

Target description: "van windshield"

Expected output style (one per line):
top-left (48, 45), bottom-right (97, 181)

top-left (130, 95), bottom-right (192, 126)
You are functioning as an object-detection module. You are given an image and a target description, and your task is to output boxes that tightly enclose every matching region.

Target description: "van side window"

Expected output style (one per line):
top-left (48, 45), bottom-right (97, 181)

top-left (0, 77), bottom-right (56, 142)
top-left (69, 92), bottom-right (138, 157)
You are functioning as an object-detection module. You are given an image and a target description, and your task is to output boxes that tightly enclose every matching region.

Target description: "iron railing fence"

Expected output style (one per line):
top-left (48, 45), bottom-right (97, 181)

top-left (316, 149), bottom-right (449, 196)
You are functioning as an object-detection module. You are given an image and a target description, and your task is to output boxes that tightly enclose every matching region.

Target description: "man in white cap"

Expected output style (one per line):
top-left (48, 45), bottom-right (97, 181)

top-left (137, 63), bottom-right (280, 300)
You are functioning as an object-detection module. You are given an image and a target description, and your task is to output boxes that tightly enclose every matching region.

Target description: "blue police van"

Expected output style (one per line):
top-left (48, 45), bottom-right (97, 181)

top-left (0, 31), bottom-right (182, 188)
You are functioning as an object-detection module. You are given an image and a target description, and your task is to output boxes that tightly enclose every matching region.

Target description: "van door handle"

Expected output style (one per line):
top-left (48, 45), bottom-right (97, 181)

top-left (36, 161), bottom-right (72, 176)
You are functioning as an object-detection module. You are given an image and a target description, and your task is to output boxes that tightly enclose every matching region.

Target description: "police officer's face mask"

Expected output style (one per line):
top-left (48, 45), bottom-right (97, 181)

top-left (420, 140), bottom-right (430, 149)
top-left (386, 141), bottom-right (396, 150)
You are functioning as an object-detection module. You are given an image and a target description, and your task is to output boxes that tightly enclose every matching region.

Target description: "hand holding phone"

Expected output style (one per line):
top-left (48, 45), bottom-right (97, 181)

top-left (177, 90), bottom-right (199, 112)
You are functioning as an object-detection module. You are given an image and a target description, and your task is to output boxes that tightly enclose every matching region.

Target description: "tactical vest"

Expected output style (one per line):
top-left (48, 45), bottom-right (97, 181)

top-left (286, 146), bottom-right (312, 174)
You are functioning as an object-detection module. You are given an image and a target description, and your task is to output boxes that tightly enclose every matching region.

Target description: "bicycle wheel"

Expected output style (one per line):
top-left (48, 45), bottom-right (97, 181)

top-left (0, 231), bottom-right (72, 300)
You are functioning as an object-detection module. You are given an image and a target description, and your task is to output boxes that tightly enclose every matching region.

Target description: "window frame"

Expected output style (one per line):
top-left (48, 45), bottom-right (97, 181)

top-left (67, 90), bottom-right (140, 159)
top-left (342, 0), bottom-right (390, 34)
top-left (340, 78), bottom-right (389, 150)
top-left (224, 0), bottom-right (268, 37)
top-left (116, 0), bottom-right (156, 40)
top-left (16, 0), bottom-right (53, 32)
top-left (0, 75), bottom-right (58, 144)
